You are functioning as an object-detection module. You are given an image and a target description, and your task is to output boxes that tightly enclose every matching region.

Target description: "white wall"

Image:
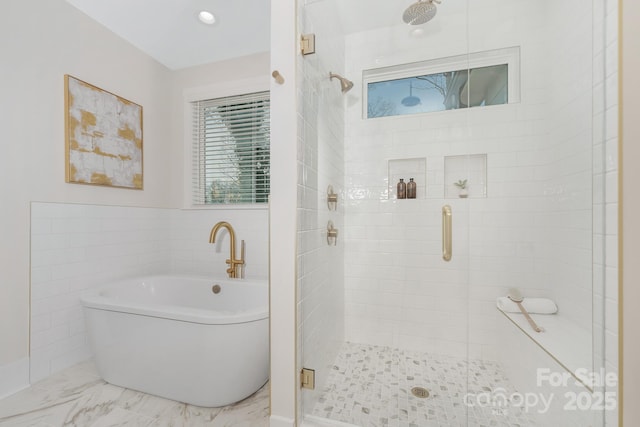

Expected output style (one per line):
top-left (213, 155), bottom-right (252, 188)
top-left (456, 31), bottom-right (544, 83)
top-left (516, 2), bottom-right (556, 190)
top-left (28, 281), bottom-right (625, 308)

top-left (29, 203), bottom-right (172, 382)
top-left (170, 209), bottom-right (269, 279)
top-left (25, 56), bottom-right (271, 385)
top-left (168, 53), bottom-right (271, 209)
top-left (544, 0), bottom-right (596, 342)
top-left (29, 202), bottom-right (269, 383)
top-left (0, 0), bottom-right (173, 394)
top-left (27, 51), bottom-right (272, 383)
top-left (0, 0), bottom-right (271, 396)
top-left (269, 0), bottom-right (299, 425)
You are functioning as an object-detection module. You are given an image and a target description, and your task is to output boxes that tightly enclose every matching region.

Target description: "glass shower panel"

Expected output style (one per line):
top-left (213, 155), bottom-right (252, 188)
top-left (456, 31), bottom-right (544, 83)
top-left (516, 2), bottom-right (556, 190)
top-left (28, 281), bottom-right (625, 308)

top-left (465, 0), bottom-right (607, 426)
top-left (296, 0), bottom-right (347, 424)
top-left (298, 0), bottom-right (475, 425)
top-left (297, 0), bottom-right (608, 426)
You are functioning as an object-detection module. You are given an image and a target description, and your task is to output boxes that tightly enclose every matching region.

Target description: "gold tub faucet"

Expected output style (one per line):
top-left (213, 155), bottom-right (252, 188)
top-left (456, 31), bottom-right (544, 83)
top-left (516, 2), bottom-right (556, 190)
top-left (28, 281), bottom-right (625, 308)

top-left (209, 221), bottom-right (245, 278)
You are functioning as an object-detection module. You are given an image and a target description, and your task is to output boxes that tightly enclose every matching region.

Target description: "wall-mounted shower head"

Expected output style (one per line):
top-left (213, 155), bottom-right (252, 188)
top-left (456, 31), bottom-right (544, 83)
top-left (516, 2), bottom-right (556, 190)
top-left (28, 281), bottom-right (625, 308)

top-left (403, 0), bottom-right (441, 25)
top-left (329, 72), bottom-right (354, 93)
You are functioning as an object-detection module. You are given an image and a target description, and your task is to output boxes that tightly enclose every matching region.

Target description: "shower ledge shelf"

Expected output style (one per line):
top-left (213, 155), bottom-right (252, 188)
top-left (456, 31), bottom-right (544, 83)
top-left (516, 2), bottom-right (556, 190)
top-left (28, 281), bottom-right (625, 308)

top-left (498, 309), bottom-right (593, 390)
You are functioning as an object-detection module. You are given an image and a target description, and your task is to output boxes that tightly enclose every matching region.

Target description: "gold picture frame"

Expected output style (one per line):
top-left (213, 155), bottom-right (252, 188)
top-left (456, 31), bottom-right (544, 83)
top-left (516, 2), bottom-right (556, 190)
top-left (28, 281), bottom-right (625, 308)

top-left (64, 75), bottom-right (143, 189)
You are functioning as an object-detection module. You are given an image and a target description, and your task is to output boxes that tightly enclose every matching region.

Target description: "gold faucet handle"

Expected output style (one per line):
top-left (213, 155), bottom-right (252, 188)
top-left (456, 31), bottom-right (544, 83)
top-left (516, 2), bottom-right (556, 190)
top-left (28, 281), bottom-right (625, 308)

top-left (239, 240), bottom-right (246, 278)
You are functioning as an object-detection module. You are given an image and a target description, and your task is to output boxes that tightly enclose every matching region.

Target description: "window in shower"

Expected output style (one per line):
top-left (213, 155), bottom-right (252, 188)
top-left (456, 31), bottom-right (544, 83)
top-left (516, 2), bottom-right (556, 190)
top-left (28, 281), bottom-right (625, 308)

top-left (191, 91), bottom-right (270, 205)
top-left (364, 46), bottom-right (520, 119)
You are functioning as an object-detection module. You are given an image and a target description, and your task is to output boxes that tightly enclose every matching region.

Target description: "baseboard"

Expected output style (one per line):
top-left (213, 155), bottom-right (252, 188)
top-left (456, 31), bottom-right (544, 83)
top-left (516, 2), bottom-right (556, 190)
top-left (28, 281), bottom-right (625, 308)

top-left (0, 357), bottom-right (30, 399)
top-left (270, 414), bottom-right (296, 427)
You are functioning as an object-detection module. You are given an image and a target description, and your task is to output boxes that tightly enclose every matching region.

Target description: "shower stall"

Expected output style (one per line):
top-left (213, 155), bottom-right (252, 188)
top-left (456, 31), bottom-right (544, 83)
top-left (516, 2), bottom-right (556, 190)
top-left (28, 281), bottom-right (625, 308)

top-left (295, 0), bottom-right (615, 426)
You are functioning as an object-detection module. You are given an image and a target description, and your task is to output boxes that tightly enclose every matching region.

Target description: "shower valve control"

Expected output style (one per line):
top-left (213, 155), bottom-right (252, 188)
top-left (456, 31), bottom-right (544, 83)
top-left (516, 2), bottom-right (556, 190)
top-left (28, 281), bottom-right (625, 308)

top-left (327, 221), bottom-right (338, 246)
top-left (327, 185), bottom-right (338, 210)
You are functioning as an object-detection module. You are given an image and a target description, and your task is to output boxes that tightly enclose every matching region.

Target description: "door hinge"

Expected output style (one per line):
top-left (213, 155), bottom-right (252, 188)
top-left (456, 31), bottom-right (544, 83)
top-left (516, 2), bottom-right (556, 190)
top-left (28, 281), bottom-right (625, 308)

top-left (301, 368), bottom-right (315, 390)
top-left (300, 33), bottom-right (316, 55)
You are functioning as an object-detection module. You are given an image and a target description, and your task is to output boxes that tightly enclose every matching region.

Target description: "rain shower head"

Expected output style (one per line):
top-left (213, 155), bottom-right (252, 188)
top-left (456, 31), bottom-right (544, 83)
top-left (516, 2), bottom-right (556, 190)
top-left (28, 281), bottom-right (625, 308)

top-left (401, 82), bottom-right (421, 107)
top-left (403, 0), bottom-right (441, 26)
top-left (329, 72), bottom-right (354, 93)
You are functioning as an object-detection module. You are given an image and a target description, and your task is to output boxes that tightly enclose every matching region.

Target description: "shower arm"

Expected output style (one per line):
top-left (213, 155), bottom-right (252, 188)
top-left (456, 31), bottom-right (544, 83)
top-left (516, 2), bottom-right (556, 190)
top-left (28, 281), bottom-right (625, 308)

top-left (329, 72), bottom-right (354, 93)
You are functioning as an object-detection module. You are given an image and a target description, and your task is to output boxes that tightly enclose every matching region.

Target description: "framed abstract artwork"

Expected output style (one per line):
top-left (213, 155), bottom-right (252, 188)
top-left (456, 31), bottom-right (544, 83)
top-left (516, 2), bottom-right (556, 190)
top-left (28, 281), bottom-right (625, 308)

top-left (64, 75), bottom-right (143, 189)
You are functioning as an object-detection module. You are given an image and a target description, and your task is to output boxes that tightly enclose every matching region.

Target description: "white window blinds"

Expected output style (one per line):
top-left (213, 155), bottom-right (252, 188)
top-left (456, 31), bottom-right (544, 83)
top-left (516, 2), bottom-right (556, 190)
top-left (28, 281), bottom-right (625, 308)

top-left (192, 91), bottom-right (270, 205)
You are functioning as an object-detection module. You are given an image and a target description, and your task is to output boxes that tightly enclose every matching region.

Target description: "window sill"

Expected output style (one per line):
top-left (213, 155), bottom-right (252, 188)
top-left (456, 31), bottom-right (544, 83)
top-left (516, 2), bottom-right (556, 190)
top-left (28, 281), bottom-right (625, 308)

top-left (182, 203), bottom-right (269, 211)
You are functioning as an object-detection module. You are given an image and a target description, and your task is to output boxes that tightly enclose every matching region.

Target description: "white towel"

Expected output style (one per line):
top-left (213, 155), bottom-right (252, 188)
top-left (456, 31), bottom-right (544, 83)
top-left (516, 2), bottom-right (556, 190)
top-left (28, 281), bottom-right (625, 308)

top-left (496, 297), bottom-right (558, 314)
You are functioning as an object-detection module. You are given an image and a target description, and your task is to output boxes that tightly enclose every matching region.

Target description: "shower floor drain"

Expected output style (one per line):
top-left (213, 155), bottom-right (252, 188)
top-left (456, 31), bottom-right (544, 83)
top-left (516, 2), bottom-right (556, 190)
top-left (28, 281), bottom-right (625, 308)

top-left (411, 387), bottom-right (430, 398)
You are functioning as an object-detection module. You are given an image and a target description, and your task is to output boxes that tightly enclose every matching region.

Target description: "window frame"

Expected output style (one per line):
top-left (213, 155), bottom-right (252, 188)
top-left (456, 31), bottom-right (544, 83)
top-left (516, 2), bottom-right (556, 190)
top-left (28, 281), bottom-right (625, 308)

top-left (362, 46), bottom-right (521, 119)
top-left (183, 76), bottom-right (270, 210)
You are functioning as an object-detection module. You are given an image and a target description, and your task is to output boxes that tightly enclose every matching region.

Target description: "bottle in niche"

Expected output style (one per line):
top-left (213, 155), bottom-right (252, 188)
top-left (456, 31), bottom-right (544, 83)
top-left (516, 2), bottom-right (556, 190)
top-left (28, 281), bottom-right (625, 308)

top-left (407, 178), bottom-right (417, 199)
top-left (397, 179), bottom-right (407, 199)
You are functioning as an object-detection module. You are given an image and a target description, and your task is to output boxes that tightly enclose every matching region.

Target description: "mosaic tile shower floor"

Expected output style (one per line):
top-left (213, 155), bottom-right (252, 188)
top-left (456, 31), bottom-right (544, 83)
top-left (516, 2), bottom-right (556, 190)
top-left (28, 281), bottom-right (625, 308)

top-left (311, 342), bottom-right (537, 427)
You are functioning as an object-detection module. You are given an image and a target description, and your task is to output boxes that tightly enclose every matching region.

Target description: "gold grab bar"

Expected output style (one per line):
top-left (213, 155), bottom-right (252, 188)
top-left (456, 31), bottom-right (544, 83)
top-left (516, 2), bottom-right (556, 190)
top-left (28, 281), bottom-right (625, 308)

top-left (442, 205), bottom-right (452, 261)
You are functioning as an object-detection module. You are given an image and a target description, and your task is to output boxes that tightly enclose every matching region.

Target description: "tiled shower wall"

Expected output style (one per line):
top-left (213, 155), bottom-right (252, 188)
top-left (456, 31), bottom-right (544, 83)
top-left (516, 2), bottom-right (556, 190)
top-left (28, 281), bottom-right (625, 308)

top-left (296, 0), bottom-right (346, 417)
top-left (496, 1), bottom-right (617, 425)
top-left (543, 0), bottom-right (596, 343)
top-left (30, 202), bottom-right (268, 383)
top-left (344, 0), bottom-right (555, 359)
top-left (343, 0), bottom-right (604, 363)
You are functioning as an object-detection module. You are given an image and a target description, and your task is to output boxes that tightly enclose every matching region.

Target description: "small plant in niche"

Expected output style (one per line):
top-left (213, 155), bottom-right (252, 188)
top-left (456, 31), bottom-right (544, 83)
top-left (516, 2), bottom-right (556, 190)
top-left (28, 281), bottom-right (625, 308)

top-left (454, 179), bottom-right (468, 198)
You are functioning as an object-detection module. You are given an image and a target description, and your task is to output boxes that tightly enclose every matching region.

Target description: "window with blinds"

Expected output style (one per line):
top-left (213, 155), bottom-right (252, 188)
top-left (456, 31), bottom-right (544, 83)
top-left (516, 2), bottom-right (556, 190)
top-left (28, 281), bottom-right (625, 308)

top-left (192, 91), bottom-right (270, 205)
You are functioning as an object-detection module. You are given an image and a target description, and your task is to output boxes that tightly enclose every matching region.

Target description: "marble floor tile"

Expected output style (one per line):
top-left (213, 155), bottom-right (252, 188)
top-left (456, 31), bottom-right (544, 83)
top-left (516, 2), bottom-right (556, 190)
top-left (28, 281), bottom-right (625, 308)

top-left (209, 382), bottom-right (270, 427)
top-left (0, 372), bottom-right (105, 421)
top-left (83, 407), bottom-right (155, 427)
top-left (114, 388), bottom-right (222, 426)
top-left (0, 360), bottom-right (270, 427)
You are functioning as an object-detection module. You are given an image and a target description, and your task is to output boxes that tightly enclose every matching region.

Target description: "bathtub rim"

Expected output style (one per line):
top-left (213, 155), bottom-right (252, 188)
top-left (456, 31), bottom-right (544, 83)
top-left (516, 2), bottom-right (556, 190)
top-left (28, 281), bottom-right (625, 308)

top-left (80, 274), bottom-right (268, 325)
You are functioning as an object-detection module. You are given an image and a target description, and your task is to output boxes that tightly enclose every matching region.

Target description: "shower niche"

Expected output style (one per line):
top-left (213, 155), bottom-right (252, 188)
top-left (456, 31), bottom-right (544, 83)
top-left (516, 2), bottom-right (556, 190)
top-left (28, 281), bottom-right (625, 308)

top-left (387, 155), bottom-right (487, 199)
top-left (444, 154), bottom-right (487, 199)
top-left (387, 157), bottom-right (426, 199)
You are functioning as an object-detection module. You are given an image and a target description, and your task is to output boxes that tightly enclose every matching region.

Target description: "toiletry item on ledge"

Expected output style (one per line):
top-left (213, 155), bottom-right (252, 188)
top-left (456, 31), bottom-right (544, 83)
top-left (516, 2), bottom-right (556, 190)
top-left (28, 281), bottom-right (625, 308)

top-left (407, 178), bottom-right (416, 199)
top-left (496, 296), bottom-right (558, 314)
top-left (397, 179), bottom-right (406, 199)
top-left (506, 288), bottom-right (543, 333)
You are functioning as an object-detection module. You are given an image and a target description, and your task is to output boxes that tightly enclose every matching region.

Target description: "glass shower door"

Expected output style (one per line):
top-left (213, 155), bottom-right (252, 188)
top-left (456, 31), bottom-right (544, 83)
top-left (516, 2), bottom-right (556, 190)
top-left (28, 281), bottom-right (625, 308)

top-left (296, 0), bottom-right (476, 425)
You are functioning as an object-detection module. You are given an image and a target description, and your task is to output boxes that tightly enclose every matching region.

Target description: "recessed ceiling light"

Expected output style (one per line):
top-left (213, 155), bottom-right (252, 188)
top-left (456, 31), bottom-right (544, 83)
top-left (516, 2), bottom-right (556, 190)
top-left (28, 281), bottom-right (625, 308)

top-left (198, 10), bottom-right (216, 25)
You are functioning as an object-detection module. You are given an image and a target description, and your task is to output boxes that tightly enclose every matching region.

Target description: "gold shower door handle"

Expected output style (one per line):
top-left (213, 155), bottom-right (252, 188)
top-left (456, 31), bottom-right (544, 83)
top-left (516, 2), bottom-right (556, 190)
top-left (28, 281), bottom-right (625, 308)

top-left (442, 205), bottom-right (452, 261)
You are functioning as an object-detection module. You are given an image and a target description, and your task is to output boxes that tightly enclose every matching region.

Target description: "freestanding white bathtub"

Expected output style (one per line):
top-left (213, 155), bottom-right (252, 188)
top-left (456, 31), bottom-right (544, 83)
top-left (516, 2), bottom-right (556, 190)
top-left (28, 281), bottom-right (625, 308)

top-left (80, 275), bottom-right (269, 407)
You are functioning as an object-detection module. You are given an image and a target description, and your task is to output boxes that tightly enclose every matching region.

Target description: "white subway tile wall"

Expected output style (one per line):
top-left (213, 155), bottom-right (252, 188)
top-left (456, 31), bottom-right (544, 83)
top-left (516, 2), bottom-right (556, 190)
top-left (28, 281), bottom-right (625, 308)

top-left (296, 0), bottom-right (347, 419)
top-left (343, 0), bottom-right (552, 360)
top-left (30, 202), bottom-right (268, 383)
top-left (340, 0), bottom-right (615, 394)
top-left (170, 209), bottom-right (269, 279)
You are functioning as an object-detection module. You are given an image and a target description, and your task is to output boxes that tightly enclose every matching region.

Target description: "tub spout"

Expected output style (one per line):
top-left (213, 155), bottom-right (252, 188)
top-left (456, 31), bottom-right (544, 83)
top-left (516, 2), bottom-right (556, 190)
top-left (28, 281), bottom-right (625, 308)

top-left (209, 221), bottom-right (245, 279)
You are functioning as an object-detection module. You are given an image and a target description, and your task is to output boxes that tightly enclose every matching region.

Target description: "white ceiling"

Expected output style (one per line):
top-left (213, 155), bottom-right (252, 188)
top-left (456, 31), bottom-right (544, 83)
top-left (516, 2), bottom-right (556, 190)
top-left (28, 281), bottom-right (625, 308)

top-left (65, 0), bottom-right (461, 70)
top-left (65, 0), bottom-right (271, 70)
